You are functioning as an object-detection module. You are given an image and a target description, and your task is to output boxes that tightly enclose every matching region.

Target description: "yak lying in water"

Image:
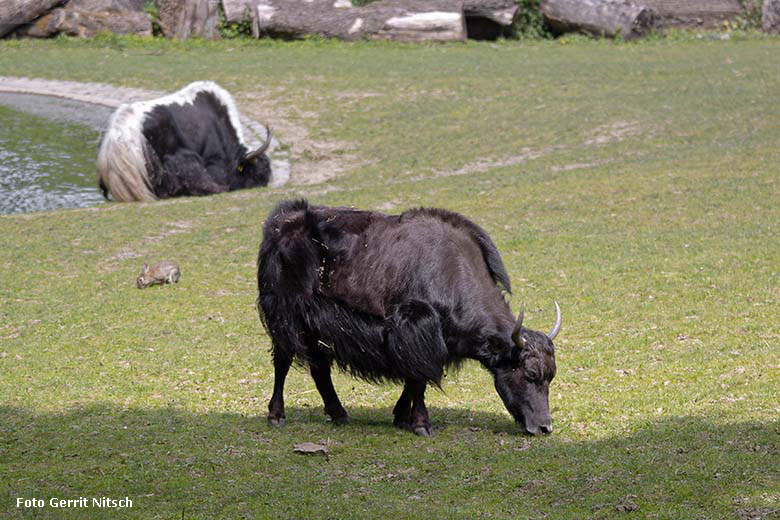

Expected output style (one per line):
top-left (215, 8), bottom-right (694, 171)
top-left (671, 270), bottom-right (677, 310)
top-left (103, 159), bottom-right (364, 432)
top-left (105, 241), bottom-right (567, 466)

top-left (97, 81), bottom-right (271, 202)
top-left (257, 199), bottom-right (561, 436)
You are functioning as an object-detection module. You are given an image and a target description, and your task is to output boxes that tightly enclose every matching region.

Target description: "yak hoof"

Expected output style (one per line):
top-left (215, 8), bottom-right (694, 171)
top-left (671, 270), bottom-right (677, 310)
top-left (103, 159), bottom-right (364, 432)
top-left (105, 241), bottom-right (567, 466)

top-left (326, 414), bottom-right (349, 425)
top-left (393, 418), bottom-right (410, 430)
top-left (413, 425), bottom-right (433, 437)
top-left (268, 417), bottom-right (286, 427)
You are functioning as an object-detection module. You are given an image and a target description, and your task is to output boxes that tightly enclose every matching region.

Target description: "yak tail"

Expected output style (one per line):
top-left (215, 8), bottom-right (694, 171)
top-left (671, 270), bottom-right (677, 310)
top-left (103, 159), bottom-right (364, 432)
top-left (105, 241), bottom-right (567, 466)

top-left (407, 207), bottom-right (512, 294)
top-left (473, 228), bottom-right (512, 294)
top-left (96, 104), bottom-right (158, 202)
top-left (385, 300), bottom-right (448, 386)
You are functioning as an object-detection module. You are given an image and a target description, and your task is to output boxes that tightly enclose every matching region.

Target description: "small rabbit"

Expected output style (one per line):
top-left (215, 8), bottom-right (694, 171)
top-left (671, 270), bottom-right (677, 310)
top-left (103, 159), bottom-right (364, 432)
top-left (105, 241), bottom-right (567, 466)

top-left (137, 261), bottom-right (181, 289)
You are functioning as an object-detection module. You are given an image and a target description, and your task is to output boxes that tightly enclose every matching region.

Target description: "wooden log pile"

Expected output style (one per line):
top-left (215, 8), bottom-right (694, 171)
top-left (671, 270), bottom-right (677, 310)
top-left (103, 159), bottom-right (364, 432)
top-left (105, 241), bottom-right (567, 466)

top-left (2, 0), bottom-right (753, 41)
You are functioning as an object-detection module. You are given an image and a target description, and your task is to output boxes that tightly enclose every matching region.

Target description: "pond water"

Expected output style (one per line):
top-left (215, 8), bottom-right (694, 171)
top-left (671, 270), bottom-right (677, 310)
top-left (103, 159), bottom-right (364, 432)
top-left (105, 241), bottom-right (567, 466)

top-left (0, 93), bottom-right (111, 215)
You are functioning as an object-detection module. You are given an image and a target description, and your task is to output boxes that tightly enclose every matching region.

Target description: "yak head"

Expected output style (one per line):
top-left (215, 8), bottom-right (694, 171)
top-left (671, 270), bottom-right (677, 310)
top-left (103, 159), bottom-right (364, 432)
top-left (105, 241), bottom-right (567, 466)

top-left (234, 129), bottom-right (273, 189)
top-left (492, 302), bottom-right (561, 435)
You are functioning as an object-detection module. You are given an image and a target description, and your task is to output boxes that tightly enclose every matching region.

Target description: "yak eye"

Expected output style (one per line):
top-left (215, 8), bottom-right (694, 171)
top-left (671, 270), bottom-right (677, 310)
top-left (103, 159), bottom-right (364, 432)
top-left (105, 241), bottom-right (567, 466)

top-left (238, 164), bottom-right (244, 173)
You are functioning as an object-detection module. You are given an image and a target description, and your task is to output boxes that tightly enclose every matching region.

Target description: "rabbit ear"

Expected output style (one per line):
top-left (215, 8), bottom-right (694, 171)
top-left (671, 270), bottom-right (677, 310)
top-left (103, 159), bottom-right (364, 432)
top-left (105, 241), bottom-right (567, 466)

top-left (141, 263), bottom-right (149, 275)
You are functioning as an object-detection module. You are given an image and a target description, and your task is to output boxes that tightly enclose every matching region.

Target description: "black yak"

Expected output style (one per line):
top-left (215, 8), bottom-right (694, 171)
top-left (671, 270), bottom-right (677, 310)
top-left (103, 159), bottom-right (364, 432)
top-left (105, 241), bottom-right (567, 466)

top-left (257, 200), bottom-right (561, 436)
top-left (97, 81), bottom-right (271, 201)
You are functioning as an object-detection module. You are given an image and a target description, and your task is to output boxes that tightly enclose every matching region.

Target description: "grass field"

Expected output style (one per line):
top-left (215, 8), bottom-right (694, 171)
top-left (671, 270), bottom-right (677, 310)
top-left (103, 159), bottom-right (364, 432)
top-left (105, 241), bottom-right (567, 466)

top-left (1, 35), bottom-right (779, 519)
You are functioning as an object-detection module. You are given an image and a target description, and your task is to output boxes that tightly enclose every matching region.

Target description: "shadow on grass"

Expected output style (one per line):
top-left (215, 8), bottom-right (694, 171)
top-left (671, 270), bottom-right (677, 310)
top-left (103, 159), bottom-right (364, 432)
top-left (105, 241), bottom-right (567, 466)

top-left (1, 404), bottom-right (778, 518)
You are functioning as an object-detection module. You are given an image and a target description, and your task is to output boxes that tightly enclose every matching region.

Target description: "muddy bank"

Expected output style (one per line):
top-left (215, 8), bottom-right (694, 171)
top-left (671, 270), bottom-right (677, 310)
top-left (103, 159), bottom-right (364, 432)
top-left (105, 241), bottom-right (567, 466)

top-left (0, 92), bottom-right (114, 131)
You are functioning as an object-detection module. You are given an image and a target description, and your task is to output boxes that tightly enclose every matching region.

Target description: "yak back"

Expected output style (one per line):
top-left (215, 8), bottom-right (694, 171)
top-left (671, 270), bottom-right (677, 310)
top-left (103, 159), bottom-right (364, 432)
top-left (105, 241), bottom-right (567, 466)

top-left (403, 207), bottom-right (511, 293)
top-left (315, 204), bottom-right (511, 316)
top-left (141, 90), bottom-right (247, 190)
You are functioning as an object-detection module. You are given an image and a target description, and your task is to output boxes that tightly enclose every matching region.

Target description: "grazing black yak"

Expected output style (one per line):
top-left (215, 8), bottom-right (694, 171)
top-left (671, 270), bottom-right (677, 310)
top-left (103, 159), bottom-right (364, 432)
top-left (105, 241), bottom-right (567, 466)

top-left (97, 81), bottom-right (271, 201)
top-left (257, 200), bottom-right (561, 436)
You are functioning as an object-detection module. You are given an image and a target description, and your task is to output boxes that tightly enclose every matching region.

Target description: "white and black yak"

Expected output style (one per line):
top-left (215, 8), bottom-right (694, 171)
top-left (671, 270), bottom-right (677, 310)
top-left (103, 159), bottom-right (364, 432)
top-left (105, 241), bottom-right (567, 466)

top-left (97, 81), bottom-right (271, 202)
top-left (257, 199), bottom-right (561, 436)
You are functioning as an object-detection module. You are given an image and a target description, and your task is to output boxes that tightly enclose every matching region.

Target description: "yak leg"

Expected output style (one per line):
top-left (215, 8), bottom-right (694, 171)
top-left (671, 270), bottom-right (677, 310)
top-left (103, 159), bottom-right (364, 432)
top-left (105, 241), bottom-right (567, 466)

top-left (267, 353), bottom-right (292, 426)
top-left (161, 150), bottom-right (228, 197)
top-left (395, 380), bottom-right (432, 436)
top-left (409, 381), bottom-right (433, 436)
top-left (392, 385), bottom-right (412, 429)
top-left (309, 358), bottom-right (349, 425)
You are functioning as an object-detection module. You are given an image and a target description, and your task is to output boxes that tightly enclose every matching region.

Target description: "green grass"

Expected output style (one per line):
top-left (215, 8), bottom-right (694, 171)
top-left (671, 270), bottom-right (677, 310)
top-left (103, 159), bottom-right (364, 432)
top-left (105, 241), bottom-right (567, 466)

top-left (1, 36), bottom-right (779, 519)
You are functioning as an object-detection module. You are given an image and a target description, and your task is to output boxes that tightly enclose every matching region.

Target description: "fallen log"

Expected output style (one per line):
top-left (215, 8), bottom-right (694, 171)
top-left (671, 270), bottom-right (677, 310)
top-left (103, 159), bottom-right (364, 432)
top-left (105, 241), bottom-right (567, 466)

top-left (249, 0), bottom-right (466, 41)
top-left (639, 0), bottom-right (742, 29)
top-left (226, 0), bottom-right (514, 40)
top-left (540, 0), bottom-right (656, 39)
top-left (14, 0), bottom-right (151, 38)
top-left (0, 0), bottom-right (63, 37)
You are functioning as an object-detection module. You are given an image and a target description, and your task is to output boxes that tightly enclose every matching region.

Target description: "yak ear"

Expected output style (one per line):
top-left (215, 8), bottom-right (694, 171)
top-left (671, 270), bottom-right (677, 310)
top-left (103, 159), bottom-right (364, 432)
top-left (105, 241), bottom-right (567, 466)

top-left (477, 336), bottom-right (515, 368)
top-left (510, 343), bottom-right (521, 364)
top-left (511, 303), bottom-right (527, 349)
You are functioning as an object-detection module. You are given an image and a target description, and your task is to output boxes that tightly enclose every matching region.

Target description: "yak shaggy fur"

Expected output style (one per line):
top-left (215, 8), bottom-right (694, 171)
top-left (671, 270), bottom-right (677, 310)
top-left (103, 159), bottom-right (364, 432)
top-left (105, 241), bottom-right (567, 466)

top-left (257, 199), bottom-right (518, 386)
top-left (97, 81), bottom-right (268, 202)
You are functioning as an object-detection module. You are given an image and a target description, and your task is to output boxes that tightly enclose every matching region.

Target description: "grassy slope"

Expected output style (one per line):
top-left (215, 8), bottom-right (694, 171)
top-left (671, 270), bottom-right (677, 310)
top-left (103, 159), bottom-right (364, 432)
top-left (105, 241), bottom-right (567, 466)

top-left (1, 36), bottom-right (778, 519)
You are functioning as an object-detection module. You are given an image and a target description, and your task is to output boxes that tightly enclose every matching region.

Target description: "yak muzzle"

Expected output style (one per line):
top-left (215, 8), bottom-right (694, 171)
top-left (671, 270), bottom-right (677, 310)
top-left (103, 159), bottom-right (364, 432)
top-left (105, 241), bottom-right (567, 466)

top-left (523, 419), bottom-right (553, 436)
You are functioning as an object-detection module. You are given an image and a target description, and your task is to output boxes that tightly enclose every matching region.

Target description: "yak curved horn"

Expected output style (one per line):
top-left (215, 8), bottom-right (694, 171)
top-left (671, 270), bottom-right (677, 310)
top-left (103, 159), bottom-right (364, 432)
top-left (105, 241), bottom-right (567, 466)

top-left (511, 303), bottom-right (526, 347)
top-left (548, 301), bottom-right (562, 340)
top-left (245, 127), bottom-right (272, 161)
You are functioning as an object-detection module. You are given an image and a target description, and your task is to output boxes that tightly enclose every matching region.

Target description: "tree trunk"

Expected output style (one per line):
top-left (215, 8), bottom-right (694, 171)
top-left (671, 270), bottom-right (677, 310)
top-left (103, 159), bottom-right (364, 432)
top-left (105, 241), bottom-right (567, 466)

top-left (0, 0), bottom-right (63, 37)
top-left (158, 0), bottom-right (221, 39)
top-left (249, 0), bottom-right (465, 41)
top-left (540, 0), bottom-right (656, 39)
top-left (764, 0), bottom-right (780, 34)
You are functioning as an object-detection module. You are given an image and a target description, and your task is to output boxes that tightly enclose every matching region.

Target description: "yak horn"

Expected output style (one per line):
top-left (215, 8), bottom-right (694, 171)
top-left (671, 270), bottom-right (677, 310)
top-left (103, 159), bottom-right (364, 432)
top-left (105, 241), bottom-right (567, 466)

top-left (245, 127), bottom-right (272, 161)
top-left (548, 301), bottom-right (562, 340)
top-left (511, 303), bottom-right (526, 347)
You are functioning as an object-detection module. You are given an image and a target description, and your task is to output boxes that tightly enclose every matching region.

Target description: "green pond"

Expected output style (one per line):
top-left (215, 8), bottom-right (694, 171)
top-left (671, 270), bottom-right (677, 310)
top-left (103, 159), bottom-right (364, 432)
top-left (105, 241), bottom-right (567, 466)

top-left (0, 94), bottom-right (108, 214)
